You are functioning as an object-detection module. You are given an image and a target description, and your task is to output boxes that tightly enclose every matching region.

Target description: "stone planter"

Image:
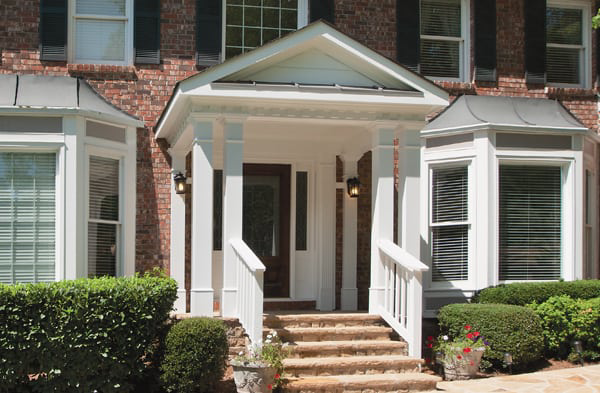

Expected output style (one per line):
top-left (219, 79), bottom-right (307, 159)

top-left (442, 347), bottom-right (486, 381)
top-left (232, 363), bottom-right (276, 393)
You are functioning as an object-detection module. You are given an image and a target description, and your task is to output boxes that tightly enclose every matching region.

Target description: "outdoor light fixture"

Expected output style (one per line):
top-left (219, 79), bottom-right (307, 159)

top-left (435, 351), bottom-right (444, 376)
top-left (503, 352), bottom-right (513, 374)
top-left (346, 177), bottom-right (360, 198)
top-left (174, 172), bottom-right (187, 194)
top-left (572, 340), bottom-right (584, 367)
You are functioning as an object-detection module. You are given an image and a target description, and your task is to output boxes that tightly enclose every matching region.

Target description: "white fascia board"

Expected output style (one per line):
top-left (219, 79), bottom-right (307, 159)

top-left (421, 123), bottom-right (588, 137)
top-left (0, 106), bottom-right (143, 128)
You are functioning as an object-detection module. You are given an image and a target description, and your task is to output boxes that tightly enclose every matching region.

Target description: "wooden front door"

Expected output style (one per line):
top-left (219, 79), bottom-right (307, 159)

top-left (243, 164), bottom-right (291, 298)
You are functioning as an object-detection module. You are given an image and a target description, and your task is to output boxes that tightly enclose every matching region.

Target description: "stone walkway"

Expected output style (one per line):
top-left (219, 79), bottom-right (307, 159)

top-left (435, 364), bottom-right (600, 393)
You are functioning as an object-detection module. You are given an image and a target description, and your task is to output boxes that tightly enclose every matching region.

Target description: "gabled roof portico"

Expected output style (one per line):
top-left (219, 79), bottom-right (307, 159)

top-left (156, 21), bottom-right (448, 355)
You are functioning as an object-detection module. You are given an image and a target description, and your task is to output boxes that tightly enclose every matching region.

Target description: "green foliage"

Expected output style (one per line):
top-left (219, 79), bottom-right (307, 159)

top-left (0, 274), bottom-right (177, 393)
top-left (594, 9), bottom-right (600, 29)
top-left (437, 303), bottom-right (543, 369)
top-left (527, 295), bottom-right (600, 361)
top-left (160, 317), bottom-right (228, 393)
top-left (233, 330), bottom-right (288, 387)
top-left (472, 280), bottom-right (600, 306)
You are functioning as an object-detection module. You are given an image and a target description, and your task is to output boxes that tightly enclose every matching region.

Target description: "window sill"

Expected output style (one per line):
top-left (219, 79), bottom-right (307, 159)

top-left (545, 86), bottom-right (596, 98)
top-left (67, 64), bottom-right (138, 80)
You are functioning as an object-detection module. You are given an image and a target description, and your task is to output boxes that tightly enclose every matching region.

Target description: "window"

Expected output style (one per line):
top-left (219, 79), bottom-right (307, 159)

top-left (88, 156), bottom-right (120, 277)
top-left (295, 171), bottom-right (307, 251)
top-left (73, 0), bottom-right (132, 64)
top-left (430, 166), bottom-right (469, 281)
top-left (224, 0), bottom-right (305, 59)
top-left (420, 0), bottom-right (467, 80)
top-left (546, 3), bottom-right (587, 85)
top-left (499, 165), bottom-right (562, 281)
top-left (0, 153), bottom-right (56, 284)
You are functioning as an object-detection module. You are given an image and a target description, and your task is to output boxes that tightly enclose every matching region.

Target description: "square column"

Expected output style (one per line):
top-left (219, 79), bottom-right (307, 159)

top-left (369, 123), bottom-right (396, 313)
top-left (190, 119), bottom-right (215, 316)
top-left (221, 118), bottom-right (245, 318)
top-left (397, 130), bottom-right (421, 258)
top-left (170, 149), bottom-right (187, 313)
top-left (340, 155), bottom-right (359, 310)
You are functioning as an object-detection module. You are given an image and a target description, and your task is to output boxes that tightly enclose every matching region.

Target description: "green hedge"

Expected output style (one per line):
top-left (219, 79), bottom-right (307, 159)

top-left (160, 317), bottom-right (229, 393)
top-left (473, 280), bottom-right (600, 306)
top-left (528, 295), bottom-right (600, 361)
top-left (0, 274), bottom-right (177, 393)
top-left (437, 303), bottom-right (543, 369)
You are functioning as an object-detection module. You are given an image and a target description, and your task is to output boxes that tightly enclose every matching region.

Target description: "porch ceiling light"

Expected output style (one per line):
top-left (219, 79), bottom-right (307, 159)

top-left (346, 177), bottom-right (360, 198)
top-left (174, 172), bottom-right (187, 194)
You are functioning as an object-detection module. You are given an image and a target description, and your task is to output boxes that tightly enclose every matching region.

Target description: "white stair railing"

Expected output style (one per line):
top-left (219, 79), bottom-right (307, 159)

top-left (230, 238), bottom-right (266, 345)
top-left (377, 239), bottom-right (429, 358)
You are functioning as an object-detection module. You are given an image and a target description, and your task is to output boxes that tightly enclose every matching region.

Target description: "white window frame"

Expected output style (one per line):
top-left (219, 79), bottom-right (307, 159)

top-left (420, 0), bottom-right (470, 82)
top-left (85, 146), bottom-right (125, 278)
top-left (68, 0), bottom-right (134, 65)
top-left (222, 0), bottom-right (308, 60)
top-left (546, 0), bottom-right (591, 88)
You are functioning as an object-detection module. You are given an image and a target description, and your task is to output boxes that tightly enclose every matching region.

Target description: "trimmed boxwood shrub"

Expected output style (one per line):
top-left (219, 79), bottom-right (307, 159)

top-left (527, 295), bottom-right (600, 361)
top-left (0, 274), bottom-right (177, 393)
top-left (437, 303), bottom-right (543, 369)
top-left (473, 280), bottom-right (600, 306)
top-left (160, 317), bottom-right (229, 393)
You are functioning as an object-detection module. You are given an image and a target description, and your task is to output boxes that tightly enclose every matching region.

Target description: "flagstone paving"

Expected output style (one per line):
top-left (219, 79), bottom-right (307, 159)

top-left (434, 364), bottom-right (600, 393)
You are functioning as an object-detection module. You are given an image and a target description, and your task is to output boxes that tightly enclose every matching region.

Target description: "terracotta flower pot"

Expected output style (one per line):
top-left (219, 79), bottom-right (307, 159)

top-left (232, 363), bottom-right (277, 393)
top-left (442, 347), bottom-right (486, 381)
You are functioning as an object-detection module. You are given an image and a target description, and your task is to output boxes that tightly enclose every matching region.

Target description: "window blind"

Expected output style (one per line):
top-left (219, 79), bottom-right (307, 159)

top-left (499, 165), bottom-right (562, 281)
top-left (88, 156), bottom-right (120, 277)
top-left (431, 166), bottom-right (468, 281)
top-left (0, 153), bottom-right (56, 284)
top-left (547, 7), bottom-right (583, 85)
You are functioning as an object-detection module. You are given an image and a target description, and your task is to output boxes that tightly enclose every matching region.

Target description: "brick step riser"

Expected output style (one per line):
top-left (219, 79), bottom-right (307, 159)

top-left (282, 379), bottom-right (439, 393)
top-left (285, 364), bottom-right (422, 378)
top-left (288, 347), bottom-right (407, 358)
top-left (264, 320), bottom-right (386, 329)
top-left (265, 332), bottom-right (393, 342)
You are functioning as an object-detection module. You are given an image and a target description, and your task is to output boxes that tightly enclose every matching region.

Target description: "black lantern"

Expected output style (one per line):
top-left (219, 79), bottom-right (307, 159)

top-left (346, 177), bottom-right (360, 198)
top-left (174, 172), bottom-right (187, 194)
top-left (572, 340), bottom-right (584, 367)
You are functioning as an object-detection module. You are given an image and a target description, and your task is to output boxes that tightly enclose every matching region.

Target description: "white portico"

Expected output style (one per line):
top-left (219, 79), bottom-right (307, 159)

top-left (155, 21), bottom-right (448, 357)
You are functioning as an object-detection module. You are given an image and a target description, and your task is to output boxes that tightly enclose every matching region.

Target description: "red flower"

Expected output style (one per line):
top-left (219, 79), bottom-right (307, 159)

top-left (425, 357), bottom-right (432, 364)
top-left (464, 325), bottom-right (471, 330)
top-left (470, 361), bottom-right (474, 366)
top-left (427, 336), bottom-right (434, 341)
top-left (275, 373), bottom-right (280, 380)
top-left (474, 331), bottom-right (480, 337)
top-left (466, 333), bottom-right (474, 339)
top-left (463, 347), bottom-right (472, 353)
top-left (427, 343), bottom-right (433, 348)
top-left (456, 355), bottom-right (462, 360)
top-left (267, 384), bottom-right (273, 390)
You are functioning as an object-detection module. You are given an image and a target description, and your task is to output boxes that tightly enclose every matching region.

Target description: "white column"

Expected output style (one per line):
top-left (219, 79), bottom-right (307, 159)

top-left (221, 118), bottom-right (245, 318)
top-left (169, 149), bottom-right (188, 314)
top-left (369, 123), bottom-right (396, 313)
top-left (190, 119), bottom-right (215, 316)
top-left (341, 155), bottom-right (358, 310)
top-left (317, 161), bottom-right (336, 311)
top-left (397, 130), bottom-right (421, 259)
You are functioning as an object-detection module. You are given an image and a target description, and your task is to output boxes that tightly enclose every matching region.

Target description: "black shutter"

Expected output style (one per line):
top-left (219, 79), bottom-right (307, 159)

top-left (310, 0), bottom-right (335, 24)
top-left (39, 0), bottom-right (67, 61)
top-left (396, 0), bottom-right (420, 72)
top-left (524, 0), bottom-right (546, 84)
top-left (196, 0), bottom-right (222, 66)
top-left (134, 0), bottom-right (161, 64)
top-left (474, 0), bottom-right (496, 81)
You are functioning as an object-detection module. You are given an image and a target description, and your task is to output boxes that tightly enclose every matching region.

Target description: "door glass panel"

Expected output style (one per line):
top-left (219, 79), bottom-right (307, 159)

top-left (243, 175), bottom-right (280, 256)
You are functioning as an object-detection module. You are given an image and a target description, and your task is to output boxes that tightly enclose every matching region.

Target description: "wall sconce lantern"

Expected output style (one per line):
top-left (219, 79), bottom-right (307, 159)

top-left (174, 172), bottom-right (187, 194)
top-left (346, 177), bottom-right (360, 198)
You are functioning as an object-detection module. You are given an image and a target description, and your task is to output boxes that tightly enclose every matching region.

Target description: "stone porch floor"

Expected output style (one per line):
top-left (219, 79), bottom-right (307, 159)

top-left (435, 364), bottom-right (600, 393)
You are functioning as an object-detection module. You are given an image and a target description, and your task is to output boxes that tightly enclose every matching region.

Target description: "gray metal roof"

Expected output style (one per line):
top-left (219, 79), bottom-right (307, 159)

top-left (422, 95), bottom-right (587, 135)
top-left (0, 74), bottom-right (141, 126)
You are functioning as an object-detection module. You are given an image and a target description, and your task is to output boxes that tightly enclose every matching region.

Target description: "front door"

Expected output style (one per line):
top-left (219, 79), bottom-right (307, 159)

top-left (243, 164), bottom-right (291, 298)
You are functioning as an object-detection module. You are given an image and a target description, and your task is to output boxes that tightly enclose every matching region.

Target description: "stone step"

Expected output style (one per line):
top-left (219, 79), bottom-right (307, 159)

top-left (287, 340), bottom-right (408, 358)
top-left (263, 313), bottom-right (384, 329)
top-left (283, 372), bottom-right (441, 393)
top-left (264, 326), bottom-right (394, 342)
top-left (283, 355), bottom-right (423, 377)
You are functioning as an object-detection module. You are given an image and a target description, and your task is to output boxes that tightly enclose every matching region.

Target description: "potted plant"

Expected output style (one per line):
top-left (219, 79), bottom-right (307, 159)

top-left (429, 325), bottom-right (490, 381)
top-left (231, 331), bottom-right (287, 393)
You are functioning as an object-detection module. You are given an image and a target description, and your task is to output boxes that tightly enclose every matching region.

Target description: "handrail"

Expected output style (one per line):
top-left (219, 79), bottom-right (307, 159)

top-left (230, 238), bottom-right (265, 346)
top-left (377, 239), bottom-right (428, 358)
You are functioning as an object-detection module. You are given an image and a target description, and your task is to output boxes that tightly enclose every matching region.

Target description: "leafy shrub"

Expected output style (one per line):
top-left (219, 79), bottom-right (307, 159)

top-left (160, 317), bottom-right (229, 393)
top-left (473, 280), bottom-right (600, 306)
top-left (0, 274), bottom-right (177, 393)
top-left (437, 303), bottom-right (543, 369)
top-left (527, 295), bottom-right (600, 361)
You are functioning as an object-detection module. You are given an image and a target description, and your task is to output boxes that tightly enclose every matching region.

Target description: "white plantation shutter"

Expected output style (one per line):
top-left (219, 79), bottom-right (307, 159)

top-left (431, 166), bottom-right (469, 281)
top-left (546, 7), bottom-right (583, 85)
top-left (499, 165), bottom-right (562, 281)
top-left (88, 156), bottom-right (120, 277)
top-left (0, 153), bottom-right (56, 284)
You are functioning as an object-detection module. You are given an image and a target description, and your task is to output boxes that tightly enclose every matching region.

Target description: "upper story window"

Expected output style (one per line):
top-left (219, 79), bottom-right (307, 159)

top-left (72, 0), bottom-right (132, 64)
top-left (420, 0), bottom-right (468, 80)
top-left (546, 2), bottom-right (589, 86)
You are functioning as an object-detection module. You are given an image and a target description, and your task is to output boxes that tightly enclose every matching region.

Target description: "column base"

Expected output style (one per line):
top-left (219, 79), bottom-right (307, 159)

top-left (341, 287), bottom-right (358, 310)
top-left (318, 287), bottom-right (334, 311)
top-left (368, 287), bottom-right (385, 314)
top-left (173, 288), bottom-right (187, 314)
top-left (221, 287), bottom-right (238, 318)
top-left (190, 288), bottom-right (214, 317)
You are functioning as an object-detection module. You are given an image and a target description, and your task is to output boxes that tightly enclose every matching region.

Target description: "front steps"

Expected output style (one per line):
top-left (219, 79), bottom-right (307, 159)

top-left (263, 313), bottom-right (440, 393)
